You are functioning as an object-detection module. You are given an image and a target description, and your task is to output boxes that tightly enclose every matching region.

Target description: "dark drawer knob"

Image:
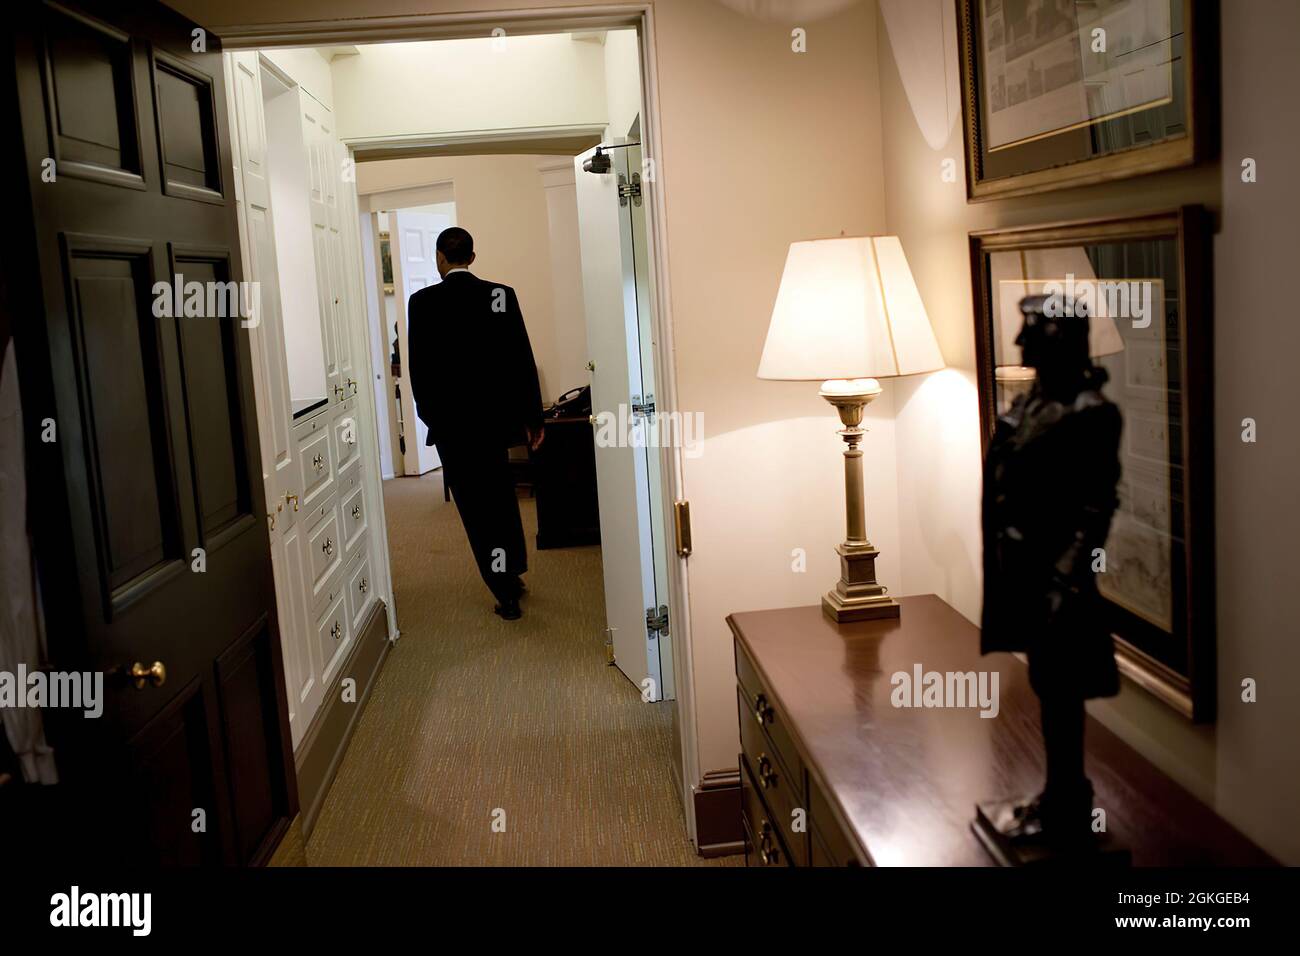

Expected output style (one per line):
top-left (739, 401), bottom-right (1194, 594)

top-left (757, 753), bottom-right (777, 789)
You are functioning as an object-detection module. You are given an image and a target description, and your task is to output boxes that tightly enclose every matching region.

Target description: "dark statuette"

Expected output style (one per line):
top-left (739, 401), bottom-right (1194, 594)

top-left (974, 293), bottom-right (1127, 866)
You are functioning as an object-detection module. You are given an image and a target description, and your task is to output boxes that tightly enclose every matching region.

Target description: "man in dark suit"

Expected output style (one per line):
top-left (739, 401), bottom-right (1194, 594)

top-left (407, 227), bottom-right (544, 620)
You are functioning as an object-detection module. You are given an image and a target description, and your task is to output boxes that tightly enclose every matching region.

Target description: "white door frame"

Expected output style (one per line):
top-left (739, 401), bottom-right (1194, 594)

top-left (216, 3), bottom-right (702, 846)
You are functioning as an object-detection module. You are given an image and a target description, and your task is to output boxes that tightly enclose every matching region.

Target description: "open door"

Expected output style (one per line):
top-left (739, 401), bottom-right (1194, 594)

top-left (9, 0), bottom-right (295, 863)
top-left (391, 206), bottom-right (451, 477)
top-left (573, 145), bottom-right (671, 700)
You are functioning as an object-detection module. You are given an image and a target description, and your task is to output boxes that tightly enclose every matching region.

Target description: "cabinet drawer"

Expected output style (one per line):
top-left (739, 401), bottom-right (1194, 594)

top-left (341, 481), bottom-right (367, 560)
top-left (307, 502), bottom-right (343, 606)
top-left (298, 427), bottom-right (334, 512)
top-left (738, 689), bottom-right (807, 864)
top-left (316, 591), bottom-right (349, 685)
top-left (740, 757), bottom-right (791, 867)
top-left (346, 552), bottom-right (373, 632)
top-left (809, 772), bottom-right (865, 866)
top-left (333, 405), bottom-right (360, 476)
top-left (735, 641), bottom-right (804, 791)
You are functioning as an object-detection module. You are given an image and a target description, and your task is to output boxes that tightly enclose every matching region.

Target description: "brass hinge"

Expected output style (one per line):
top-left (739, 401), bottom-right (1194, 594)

top-left (674, 500), bottom-right (692, 557)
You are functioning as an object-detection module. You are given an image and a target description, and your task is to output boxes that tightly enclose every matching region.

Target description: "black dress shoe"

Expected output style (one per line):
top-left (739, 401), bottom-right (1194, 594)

top-left (494, 599), bottom-right (522, 621)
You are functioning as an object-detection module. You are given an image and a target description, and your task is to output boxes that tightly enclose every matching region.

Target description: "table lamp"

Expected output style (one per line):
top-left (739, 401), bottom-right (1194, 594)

top-left (758, 236), bottom-right (944, 622)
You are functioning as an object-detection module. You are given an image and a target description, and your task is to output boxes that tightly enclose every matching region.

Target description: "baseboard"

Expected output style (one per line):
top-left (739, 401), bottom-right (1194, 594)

top-left (294, 601), bottom-right (390, 840)
top-left (694, 767), bottom-right (743, 857)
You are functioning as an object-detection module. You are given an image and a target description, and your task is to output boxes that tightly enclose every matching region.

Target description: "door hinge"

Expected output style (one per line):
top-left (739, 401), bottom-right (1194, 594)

top-left (631, 394), bottom-right (655, 419)
top-left (674, 500), bottom-right (692, 558)
top-left (646, 604), bottom-right (669, 640)
top-left (618, 172), bottom-right (642, 207)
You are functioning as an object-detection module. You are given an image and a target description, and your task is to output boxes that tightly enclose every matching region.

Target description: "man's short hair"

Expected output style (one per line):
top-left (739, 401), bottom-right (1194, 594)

top-left (436, 227), bottom-right (474, 265)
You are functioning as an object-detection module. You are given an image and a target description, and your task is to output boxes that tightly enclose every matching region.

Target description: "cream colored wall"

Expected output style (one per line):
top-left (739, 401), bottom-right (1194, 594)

top-left (358, 155), bottom-right (564, 400)
top-left (328, 35), bottom-right (608, 144)
top-left (876, 2), bottom-right (1300, 863)
top-left (538, 160), bottom-right (590, 396)
top-left (603, 28), bottom-right (642, 140)
top-left (262, 47), bottom-right (334, 108)
top-left (182, 0), bottom-right (899, 791)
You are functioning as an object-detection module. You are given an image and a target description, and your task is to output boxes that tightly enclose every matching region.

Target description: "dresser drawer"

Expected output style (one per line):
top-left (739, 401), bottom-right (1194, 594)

top-left (738, 689), bottom-right (808, 864)
top-left (307, 501), bottom-right (344, 607)
top-left (316, 591), bottom-right (349, 685)
top-left (341, 481), bottom-right (368, 560)
top-left (809, 771), bottom-right (865, 866)
top-left (740, 757), bottom-right (791, 867)
top-left (735, 641), bottom-right (804, 790)
top-left (346, 551), bottom-right (374, 632)
top-left (297, 427), bottom-right (335, 513)
top-left (333, 405), bottom-right (360, 476)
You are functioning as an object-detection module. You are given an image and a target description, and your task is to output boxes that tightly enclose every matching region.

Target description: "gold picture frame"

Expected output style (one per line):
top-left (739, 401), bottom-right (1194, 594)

top-left (957, 0), bottom-right (1213, 202)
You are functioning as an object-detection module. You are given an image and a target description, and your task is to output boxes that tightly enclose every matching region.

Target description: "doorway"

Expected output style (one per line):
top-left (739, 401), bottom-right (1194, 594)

top-left (222, 13), bottom-right (701, 858)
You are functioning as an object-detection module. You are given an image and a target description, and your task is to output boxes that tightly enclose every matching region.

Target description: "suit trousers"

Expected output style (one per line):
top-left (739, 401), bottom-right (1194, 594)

top-left (436, 439), bottom-right (527, 603)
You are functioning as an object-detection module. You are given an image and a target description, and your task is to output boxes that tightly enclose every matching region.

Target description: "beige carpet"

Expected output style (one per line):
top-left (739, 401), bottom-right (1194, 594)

top-left (304, 471), bottom-right (737, 866)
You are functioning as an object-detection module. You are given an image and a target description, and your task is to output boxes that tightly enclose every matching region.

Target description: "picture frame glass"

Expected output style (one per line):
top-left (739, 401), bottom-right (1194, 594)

top-left (977, 224), bottom-right (1197, 708)
top-left (965, 0), bottom-right (1192, 192)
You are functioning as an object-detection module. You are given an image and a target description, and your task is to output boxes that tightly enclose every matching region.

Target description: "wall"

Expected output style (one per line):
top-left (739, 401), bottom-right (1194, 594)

top-left (876, 1), bottom-right (1300, 863)
top-left (328, 35), bottom-right (608, 144)
top-left (602, 28), bottom-right (642, 140)
top-left (263, 47), bottom-right (334, 108)
top-left (538, 159), bottom-right (590, 394)
top-left (357, 155), bottom-right (566, 400)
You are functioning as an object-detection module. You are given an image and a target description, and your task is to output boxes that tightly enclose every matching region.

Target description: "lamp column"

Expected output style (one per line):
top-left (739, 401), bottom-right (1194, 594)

top-left (819, 378), bottom-right (901, 622)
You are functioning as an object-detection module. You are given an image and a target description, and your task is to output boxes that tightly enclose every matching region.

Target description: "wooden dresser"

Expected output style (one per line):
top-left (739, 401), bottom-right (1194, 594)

top-left (729, 595), bottom-right (1274, 867)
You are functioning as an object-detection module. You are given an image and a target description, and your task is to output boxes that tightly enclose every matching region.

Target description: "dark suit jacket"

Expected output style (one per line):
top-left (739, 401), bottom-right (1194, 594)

top-left (407, 270), bottom-right (544, 450)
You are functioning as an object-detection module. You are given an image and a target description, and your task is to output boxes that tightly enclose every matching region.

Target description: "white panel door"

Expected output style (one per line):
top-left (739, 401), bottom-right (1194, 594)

top-left (301, 91), bottom-right (340, 401)
top-left (226, 51), bottom-right (321, 746)
top-left (391, 209), bottom-right (449, 476)
top-left (573, 146), bottom-right (662, 698)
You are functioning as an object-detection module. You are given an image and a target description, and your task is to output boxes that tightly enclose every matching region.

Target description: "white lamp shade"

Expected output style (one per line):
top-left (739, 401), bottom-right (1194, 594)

top-left (757, 236), bottom-right (945, 381)
top-left (989, 246), bottom-right (1126, 367)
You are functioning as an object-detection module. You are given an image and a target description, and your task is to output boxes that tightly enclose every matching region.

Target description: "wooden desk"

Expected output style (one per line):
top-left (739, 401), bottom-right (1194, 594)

top-left (729, 595), bottom-right (1274, 867)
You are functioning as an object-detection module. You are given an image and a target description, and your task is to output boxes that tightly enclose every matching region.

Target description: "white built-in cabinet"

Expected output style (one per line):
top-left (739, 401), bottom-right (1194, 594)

top-left (226, 52), bottom-right (394, 750)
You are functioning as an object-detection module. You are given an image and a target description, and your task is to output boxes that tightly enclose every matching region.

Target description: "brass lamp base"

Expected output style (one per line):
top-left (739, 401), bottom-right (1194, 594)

top-left (822, 543), bottom-right (900, 622)
top-left (818, 378), bottom-right (901, 625)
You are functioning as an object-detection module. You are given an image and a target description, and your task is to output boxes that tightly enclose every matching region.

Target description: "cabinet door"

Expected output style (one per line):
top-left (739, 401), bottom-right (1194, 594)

top-left (301, 91), bottom-right (340, 399)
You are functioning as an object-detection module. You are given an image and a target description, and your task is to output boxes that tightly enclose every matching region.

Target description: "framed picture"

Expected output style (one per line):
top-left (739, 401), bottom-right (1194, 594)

top-left (379, 230), bottom-right (394, 294)
top-left (956, 0), bottom-right (1211, 201)
top-left (970, 207), bottom-right (1214, 720)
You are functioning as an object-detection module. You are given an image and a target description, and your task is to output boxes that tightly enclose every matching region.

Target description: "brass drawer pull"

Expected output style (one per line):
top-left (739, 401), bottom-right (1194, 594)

top-left (322, 537), bottom-right (335, 556)
top-left (359, 578), bottom-right (368, 594)
top-left (330, 621), bottom-right (342, 640)
top-left (287, 492), bottom-right (299, 511)
top-left (351, 504), bottom-right (361, 520)
top-left (757, 753), bottom-right (777, 790)
top-left (313, 453), bottom-right (325, 471)
top-left (757, 819), bottom-right (780, 864)
top-left (754, 694), bottom-right (773, 726)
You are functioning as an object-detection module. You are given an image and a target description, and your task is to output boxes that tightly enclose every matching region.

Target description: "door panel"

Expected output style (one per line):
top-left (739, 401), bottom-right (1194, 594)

top-left (12, 0), bottom-right (296, 864)
top-left (573, 146), bottom-right (661, 696)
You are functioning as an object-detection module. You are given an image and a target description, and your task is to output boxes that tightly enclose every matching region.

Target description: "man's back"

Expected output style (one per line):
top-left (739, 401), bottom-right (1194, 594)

top-left (407, 270), bottom-right (542, 449)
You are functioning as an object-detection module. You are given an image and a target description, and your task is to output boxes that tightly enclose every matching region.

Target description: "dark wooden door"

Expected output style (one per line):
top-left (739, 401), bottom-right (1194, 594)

top-left (7, 0), bottom-right (295, 864)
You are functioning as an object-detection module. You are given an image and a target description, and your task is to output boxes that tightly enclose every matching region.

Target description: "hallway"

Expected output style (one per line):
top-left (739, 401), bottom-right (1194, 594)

top-left (303, 473), bottom-right (734, 865)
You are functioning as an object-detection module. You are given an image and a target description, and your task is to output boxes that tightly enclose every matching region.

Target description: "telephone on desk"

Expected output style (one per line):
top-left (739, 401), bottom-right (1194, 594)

top-left (545, 385), bottom-right (591, 420)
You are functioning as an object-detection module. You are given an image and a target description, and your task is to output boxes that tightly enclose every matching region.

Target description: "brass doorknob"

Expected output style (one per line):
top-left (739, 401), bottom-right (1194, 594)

top-left (128, 661), bottom-right (167, 689)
